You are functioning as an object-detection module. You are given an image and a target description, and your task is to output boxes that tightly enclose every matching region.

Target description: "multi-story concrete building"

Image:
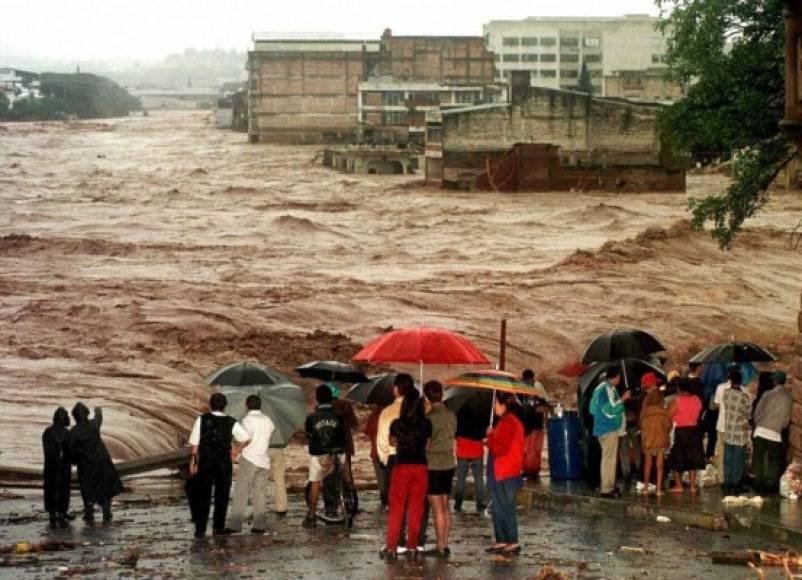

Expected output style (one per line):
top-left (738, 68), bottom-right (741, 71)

top-left (247, 30), bottom-right (497, 144)
top-left (483, 14), bottom-right (670, 96)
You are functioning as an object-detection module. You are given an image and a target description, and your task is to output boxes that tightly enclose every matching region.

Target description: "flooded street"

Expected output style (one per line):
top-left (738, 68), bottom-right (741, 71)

top-left (2, 110), bottom-right (802, 468)
top-left (0, 489), bottom-right (793, 579)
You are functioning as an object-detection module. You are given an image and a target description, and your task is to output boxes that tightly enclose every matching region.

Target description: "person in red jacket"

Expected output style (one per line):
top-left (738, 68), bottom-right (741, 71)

top-left (485, 391), bottom-right (524, 556)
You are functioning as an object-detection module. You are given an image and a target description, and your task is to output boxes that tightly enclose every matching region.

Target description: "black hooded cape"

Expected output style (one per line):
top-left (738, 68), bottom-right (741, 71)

top-left (42, 407), bottom-right (72, 514)
top-left (70, 403), bottom-right (123, 504)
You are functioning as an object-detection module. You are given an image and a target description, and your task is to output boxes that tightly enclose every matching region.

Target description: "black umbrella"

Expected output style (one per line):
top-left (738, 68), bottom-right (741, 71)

top-left (346, 373), bottom-right (397, 407)
top-left (578, 358), bottom-right (666, 396)
top-left (689, 342), bottom-right (776, 364)
top-left (295, 361), bottom-right (368, 384)
top-left (581, 329), bottom-right (665, 364)
top-left (205, 361), bottom-right (291, 387)
top-left (444, 387), bottom-right (494, 436)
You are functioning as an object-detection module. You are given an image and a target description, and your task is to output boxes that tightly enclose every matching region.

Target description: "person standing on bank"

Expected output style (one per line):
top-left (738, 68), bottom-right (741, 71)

top-left (422, 381), bottom-right (456, 558)
top-left (43, 407), bottom-right (73, 528)
top-left (228, 395), bottom-right (275, 534)
top-left (722, 376), bottom-right (752, 494)
top-left (70, 403), bottom-right (123, 523)
top-left (752, 371), bottom-right (793, 493)
top-left (520, 369), bottom-right (547, 478)
top-left (188, 393), bottom-right (250, 538)
top-left (380, 388), bottom-right (432, 560)
top-left (589, 366), bottom-right (629, 497)
top-left (485, 391), bottom-right (525, 556)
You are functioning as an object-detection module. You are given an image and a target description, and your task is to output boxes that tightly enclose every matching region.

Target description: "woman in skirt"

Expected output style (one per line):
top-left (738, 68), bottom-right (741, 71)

top-left (667, 377), bottom-right (705, 494)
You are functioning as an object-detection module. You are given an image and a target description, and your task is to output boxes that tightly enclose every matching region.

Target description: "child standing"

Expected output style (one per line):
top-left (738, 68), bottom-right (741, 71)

top-left (667, 378), bottom-right (705, 494)
top-left (639, 377), bottom-right (671, 495)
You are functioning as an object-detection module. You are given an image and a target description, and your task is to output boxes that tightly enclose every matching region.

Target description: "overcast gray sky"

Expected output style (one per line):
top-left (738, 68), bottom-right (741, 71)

top-left (4, 0), bottom-right (661, 62)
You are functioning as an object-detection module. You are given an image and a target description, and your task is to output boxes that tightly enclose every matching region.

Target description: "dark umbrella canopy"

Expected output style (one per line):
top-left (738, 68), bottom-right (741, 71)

top-left (205, 361), bottom-right (290, 387)
top-left (217, 383), bottom-right (306, 447)
top-left (689, 342), bottom-right (776, 364)
top-left (444, 387), bottom-right (494, 434)
top-left (581, 329), bottom-right (665, 364)
top-left (578, 358), bottom-right (666, 395)
top-left (295, 361), bottom-right (368, 384)
top-left (346, 373), bottom-right (397, 407)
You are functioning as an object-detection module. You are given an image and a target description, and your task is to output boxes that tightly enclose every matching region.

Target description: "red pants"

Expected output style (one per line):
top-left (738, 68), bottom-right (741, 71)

top-left (385, 464), bottom-right (428, 550)
top-left (523, 429), bottom-right (544, 475)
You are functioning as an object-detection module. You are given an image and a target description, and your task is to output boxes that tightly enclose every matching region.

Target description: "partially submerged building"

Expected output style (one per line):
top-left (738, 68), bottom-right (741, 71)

top-left (247, 29), bottom-right (498, 145)
top-left (425, 71), bottom-right (685, 192)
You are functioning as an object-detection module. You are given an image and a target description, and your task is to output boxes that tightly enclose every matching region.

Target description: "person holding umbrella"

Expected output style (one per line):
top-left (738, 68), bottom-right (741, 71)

top-left (589, 366), bottom-right (630, 497)
top-left (485, 391), bottom-right (525, 556)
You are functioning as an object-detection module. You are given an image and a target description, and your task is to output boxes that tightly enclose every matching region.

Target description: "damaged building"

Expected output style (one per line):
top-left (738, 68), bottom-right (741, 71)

top-left (425, 71), bottom-right (685, 192)
top-left (247, 29), bottom-right (499, 147)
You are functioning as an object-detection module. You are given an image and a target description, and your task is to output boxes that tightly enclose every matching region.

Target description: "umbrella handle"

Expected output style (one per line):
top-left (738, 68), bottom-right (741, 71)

top-left (489, 389), bottom-right (496, 429)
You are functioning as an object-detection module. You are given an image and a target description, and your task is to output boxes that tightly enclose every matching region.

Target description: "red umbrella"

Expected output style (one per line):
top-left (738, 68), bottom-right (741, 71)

top-left (352, 327), bottom-right (491, 383)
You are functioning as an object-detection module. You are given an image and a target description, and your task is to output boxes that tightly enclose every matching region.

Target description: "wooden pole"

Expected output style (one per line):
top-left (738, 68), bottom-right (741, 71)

top-left (499, 319), bottom-right (507, 371)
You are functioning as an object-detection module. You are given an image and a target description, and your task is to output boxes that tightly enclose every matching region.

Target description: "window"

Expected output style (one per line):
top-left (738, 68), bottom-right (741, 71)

top-left (502, 54), bottom-right (520, 62)
top-left (522, 54), bottom-right (539, 63)
top-left (560, 37), bottom-right (579, 48)
top-left (584, 54), bottom-right (602, 64)
top-left (427, 126), bottom-right (442, 142)
top-left (561, 69), bottom-right (579, 78)
top-left (495, 54), bottom-right (501, 62)
top-left (381, 91), bottom-right (405, 106)
top-left (540, 53), bottom-right (556, 63)
top-left (501, 70), bottom-right (511, 79)
top-left (521, 37), bottom-right (538, 47)
top-left (561, 54), bottom-right (579, 63)
top-left (540, 37), bottom-right (556, 47)
top-left (541, 70), bottom-right (556, 78)
top-left (455, 91), bottom-right (480, 104)
top-left (408, 92), bottom-right (438, 105)
top-left (652, 54), bottom-right (667, 64)
top-left (502, 37), bottom-right (520, 47)
top-left (583, 37), bottom-right (601, 48)
top-left (382, 111), bottom-right (408, 126)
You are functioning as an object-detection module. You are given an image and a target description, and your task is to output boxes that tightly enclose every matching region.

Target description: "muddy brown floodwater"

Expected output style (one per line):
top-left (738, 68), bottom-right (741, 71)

top-left (1, 110), bottom-right (801, 472)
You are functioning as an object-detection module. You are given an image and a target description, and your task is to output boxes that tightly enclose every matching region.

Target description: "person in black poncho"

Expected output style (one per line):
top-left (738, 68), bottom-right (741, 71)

top-left (42, 407), bottom-right (73, 528)
top-left (70, 402), bottom-right (123, 523)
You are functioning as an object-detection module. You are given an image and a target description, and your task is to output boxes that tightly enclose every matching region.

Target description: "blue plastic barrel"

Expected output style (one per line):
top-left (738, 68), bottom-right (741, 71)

top-left (547, 415), bottom-right (584, 480)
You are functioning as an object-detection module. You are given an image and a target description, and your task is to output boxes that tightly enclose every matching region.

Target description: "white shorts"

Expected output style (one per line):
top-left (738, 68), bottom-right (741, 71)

top-left (308, 453), bottom-right (344, 483)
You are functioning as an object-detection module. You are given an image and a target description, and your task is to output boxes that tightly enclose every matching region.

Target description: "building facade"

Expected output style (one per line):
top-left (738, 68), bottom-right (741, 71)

top-left (426, 72), bottom-right (684, 192)
top-left (483, 15), bottom-right (670, 96)
top-left (603, 68), bottom-right (685, 103)
top-left (247, 30), bottom-right (498, 144)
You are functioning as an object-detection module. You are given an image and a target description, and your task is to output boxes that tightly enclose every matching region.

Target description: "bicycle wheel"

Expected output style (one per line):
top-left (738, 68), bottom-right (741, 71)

top-left (336, 460), bottom-right (354, 530)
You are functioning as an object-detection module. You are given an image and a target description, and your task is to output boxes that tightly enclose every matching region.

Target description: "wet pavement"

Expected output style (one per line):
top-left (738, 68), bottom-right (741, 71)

top-left (0, 486), bottom-right (797, 579)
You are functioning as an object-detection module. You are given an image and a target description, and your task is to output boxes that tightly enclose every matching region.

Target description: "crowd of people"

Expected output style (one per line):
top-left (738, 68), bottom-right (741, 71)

top-left (41, 360), bottom-right (792, 559)
top-left (589, 363), bottom-right (793, 497)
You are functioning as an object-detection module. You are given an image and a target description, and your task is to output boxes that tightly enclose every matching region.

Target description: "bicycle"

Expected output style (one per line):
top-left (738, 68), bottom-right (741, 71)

top-left (309, 449), bottom-right (356, 530)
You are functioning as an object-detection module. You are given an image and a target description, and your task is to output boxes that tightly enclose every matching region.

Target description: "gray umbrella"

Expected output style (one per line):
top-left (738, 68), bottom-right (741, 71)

top-left (216, 383), bottom-right (306, 447)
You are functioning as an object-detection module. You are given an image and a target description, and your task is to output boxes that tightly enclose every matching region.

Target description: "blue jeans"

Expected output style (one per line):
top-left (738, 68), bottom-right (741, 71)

top-left (454, 457), bottom-right (485, 507)
top-left (723, 443), bottom-right (746, 488)
top-left (490, 477), bottom-right (519, 544)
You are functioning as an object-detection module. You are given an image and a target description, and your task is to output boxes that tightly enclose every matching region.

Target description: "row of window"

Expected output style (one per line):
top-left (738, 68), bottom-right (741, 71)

top-left (377, 91), bottom-right (482, 106)
top-left (501, 36), bottom-right (600, 48)
top-left (500, 53), bottom-right (602, 64)
top-left (497, 69), bottom-right (603, 79)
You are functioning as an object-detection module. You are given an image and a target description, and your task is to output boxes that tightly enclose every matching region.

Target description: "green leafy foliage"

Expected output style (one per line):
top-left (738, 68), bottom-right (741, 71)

top-left (0, 92), bottom-right (9, 117)
top-left (656, 0), bottom-right (790, 248)
top-left (40, 73), bottom-right (140, 119)
top-left (4, 96), bottom-right (69, 121)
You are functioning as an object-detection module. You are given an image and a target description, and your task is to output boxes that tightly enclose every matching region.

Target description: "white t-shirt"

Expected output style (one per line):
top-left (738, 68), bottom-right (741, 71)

top-left (240, 410), bottom-right (275, 470)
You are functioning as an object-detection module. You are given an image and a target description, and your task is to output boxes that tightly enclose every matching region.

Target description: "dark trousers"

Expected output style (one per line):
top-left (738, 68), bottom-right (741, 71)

top-left (490, 477), bottom-right (519, 544)
top-left (194, 460), bottom-right (232, 534)
top-left (723, 443), bottom-right (746, 489)
top-left (454, 457), bottom-right (485, 507)
top-left (753, 437), bottom-right (784, 493)
top-left (701, 409), bottom-right (718, 460)
top-left (373, 459), bottom-right (389, 506)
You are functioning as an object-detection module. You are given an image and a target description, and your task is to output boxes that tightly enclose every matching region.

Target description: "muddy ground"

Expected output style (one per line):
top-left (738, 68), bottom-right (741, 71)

top-left (1, 111), bottom-right (802, 469)
top-left (0, 488), bottom-right (795, 579)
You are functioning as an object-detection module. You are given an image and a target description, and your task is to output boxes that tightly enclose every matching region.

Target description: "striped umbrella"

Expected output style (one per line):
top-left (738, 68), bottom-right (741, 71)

top-left (446, 370), bottom-right (548, 399)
